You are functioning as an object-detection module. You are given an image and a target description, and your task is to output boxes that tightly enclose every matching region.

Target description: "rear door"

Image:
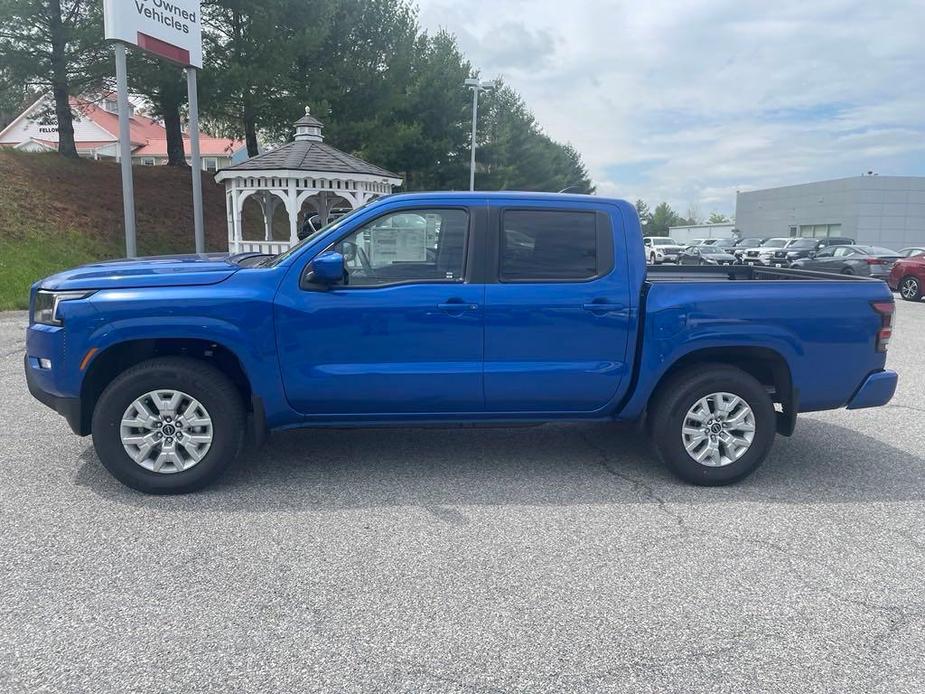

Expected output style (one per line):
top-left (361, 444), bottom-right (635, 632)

top-left (482, 202), bottom-right (632, 413)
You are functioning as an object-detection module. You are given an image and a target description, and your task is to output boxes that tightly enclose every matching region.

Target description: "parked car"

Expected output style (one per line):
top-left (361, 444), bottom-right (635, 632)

top-left (781, 238), bottom-right (822, 265)
top-left (25, 192), bottom-right (897, 493)
top-left (889, 253), bottom-right (925, 301)
top-left (643, 237), bottom-right (685, 264)
top-left (791, 245), bottom-right (902, 278)
top-left (732, 237), bottom-right (771, 260)
top-left (678, 245), bottom-right (738, 266)
top-left (897, 247), bottom-right (925, 258)
top-left (741, 238), bottom-right (792, 266)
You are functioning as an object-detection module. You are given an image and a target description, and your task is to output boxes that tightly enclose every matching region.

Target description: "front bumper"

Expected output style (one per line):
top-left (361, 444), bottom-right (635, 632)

top-left (25, 355), bottom-right (85, 435)
top-left (846, 370), bottom-right (898, 410)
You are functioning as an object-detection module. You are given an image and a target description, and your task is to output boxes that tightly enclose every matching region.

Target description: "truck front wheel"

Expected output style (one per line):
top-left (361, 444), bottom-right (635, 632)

top-left (91, 357), bottom-right (245, 494)
top-left (649, 365), bottom-right (776, 485)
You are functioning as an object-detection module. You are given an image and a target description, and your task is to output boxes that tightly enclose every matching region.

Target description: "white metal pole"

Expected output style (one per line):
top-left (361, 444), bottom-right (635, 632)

top-left (186, 67), bottom-right (205, 254)
top-left (469, 86), bottom-right (478, 191)
top-left (114, 42), bottom-right (137, 258)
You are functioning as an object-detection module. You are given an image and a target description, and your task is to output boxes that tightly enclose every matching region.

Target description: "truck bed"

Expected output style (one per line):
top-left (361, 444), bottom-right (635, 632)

top-left (646, 265), bottom-right (885, 283)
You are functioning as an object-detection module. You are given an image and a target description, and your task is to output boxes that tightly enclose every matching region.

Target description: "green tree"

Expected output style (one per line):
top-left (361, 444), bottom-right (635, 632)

top-left (127, 53), bottom-right (188, 166)
top-left (478, 84), bottom-right (593, 193)
top-left (201, 0), bottom-right (318, 156)
top-left (648, 202), bottom-right (684, 236)
top-left (0, 0), bottom-right (107, 157)
top-left (635, 199), bottom-right (652, 227)
top-left (708, 211), bottom-right (730, 224)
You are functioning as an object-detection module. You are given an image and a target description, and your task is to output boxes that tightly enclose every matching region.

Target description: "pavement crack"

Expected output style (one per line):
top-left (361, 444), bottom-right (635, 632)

top-left (579, 430), bottom-right (684, 528)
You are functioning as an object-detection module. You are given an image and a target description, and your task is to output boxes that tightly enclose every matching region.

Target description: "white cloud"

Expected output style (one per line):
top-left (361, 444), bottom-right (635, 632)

top-left (415, 0), bottom-right (925, 215)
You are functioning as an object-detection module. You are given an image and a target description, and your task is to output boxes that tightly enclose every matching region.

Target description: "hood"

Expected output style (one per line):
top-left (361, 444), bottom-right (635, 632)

top-left (38, 254), bottom-right (241, 291)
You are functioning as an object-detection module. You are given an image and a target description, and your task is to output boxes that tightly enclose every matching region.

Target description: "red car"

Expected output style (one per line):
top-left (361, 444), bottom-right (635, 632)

top-left (889, 254), bottom-right (925, 302)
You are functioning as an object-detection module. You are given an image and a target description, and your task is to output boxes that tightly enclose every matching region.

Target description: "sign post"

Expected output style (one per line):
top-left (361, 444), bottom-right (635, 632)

top-left (186, 68), bottom-right (204, 253)
top-left (113, 42), bottom-right (137, 257)
top-left (103, 0), bottom-right (204, 256)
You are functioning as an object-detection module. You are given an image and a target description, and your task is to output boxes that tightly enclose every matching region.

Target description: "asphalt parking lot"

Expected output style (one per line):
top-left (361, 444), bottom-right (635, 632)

top-left (1, 301), bottom-right (923, 693)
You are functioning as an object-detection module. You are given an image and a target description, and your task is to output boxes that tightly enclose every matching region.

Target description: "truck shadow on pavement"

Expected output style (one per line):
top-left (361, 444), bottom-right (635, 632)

top-left (74, 416), bottom-right (925, 510)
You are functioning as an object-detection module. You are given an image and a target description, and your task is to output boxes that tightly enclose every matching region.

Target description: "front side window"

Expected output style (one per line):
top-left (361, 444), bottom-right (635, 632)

top-left (501, 210), bottom-right (598, 281)
top-left (334, 209), bottom-right (468, 287)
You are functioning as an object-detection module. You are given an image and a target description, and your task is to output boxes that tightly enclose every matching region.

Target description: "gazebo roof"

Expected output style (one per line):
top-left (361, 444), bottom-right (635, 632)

top-left (221, 106), bottom-right (400, 180)
top-left (223, 139), bottom-right (399, 178)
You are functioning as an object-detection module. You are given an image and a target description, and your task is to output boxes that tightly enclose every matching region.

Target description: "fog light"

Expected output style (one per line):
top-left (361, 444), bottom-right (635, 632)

top-left (38, 358), bottom-right (52, 370)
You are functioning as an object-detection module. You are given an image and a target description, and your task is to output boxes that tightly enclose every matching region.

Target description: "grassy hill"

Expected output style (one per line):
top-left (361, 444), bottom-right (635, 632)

top-left (0, 150), bottom-right (233, 310)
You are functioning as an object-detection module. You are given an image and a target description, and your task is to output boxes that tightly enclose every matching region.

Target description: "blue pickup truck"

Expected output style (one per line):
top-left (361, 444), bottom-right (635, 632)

top-left (25, 193), bottom-right (898, 493)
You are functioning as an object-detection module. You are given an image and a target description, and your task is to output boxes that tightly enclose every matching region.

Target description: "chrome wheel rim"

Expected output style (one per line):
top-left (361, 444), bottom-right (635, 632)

top-left (901, 278), bottom-right (918, 299)
top-left (120, 390), bottom-right (213, 474)
top-left (682, 392), bottom-right (756, 467)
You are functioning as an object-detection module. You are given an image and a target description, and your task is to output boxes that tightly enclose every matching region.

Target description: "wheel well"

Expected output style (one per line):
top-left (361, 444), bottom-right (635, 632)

top-left (78, 339), bottom-right (253, 436)
top-left (650, 347), bottom-right (796, 435)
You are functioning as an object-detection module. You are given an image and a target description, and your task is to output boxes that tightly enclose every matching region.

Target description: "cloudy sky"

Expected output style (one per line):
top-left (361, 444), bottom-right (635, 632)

top-left (414, 0), bottom-right (925, 216)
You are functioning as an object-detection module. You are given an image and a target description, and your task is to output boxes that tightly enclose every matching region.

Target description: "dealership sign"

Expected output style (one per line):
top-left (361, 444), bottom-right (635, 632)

top-left (104, 0), bottom-right (202, 68)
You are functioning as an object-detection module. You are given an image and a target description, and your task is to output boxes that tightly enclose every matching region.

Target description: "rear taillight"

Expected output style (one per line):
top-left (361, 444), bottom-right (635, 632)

top-left (864, 258), bottom-right (885, 265)
top-left (871, 300), bottom-right (894, 352)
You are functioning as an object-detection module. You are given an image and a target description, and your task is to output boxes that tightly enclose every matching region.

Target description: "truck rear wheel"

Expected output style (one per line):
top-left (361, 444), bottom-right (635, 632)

top-left (649, 365), bottom-right (775, 485)
top-left (91, 357), bottom-right (244, 494)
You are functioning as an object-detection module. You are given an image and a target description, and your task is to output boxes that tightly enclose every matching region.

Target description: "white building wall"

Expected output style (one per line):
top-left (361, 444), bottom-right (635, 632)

top-left (736, 176), bottom-right (925, 250)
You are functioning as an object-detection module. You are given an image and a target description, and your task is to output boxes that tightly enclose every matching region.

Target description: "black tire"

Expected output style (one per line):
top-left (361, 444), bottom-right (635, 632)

top-left (650, 252), bottom-right (657, 265)
top-left (841, 267), bottom-right (854, 275)
top-left (91, 357), bottom-right (245, 494)
top-left (899, 275), bottom-right (922, 302)
top-left (649, 365), bottom-right (776, 486)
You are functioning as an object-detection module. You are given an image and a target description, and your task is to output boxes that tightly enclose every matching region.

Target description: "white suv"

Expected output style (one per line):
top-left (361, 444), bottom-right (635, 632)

top-left (643, 237), bottom-right (685, 264)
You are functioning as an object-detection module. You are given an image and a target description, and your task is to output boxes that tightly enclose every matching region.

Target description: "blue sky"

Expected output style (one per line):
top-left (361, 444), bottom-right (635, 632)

top-left (414, 0), bottom-right (925, 216)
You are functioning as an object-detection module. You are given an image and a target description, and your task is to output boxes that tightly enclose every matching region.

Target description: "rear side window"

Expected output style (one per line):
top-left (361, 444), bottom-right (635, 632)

top-left (500, 210), bottom-right (600, 281)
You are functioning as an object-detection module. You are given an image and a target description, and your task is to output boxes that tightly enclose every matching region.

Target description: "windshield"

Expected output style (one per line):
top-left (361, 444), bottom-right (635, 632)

top-left (700, 247), bottom-right (727, 254)
top-left (857, 246), bottom-right (898, 256)
top-left (652, 238), bottom-right (679, 246)
top-left (737, 238), bottom-right (763, 246)
top-left (763, 239), bottom-right (789, 248)
top-left (265, 202), bottom-right (376, 267)
top-left (789, 239), bottom-right (817, 248)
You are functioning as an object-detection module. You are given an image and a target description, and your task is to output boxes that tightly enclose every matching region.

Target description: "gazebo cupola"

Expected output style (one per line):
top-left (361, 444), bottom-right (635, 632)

top-left (294, 106), bottom-right (323, 142)
top-left (215, 107), bottom-right (403, 255)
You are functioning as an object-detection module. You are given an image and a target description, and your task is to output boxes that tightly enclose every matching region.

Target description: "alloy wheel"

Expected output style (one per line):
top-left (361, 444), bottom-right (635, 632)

top-left (681, 392), bottom-right (756, 467)
top-left (120, 389), bottom-right (213, 473)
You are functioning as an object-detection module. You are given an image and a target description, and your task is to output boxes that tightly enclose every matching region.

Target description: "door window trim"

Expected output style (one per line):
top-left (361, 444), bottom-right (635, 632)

top-left (495, 207), bottom-right (615, 284)
top-left (304, 206), bottom-right (474, 290)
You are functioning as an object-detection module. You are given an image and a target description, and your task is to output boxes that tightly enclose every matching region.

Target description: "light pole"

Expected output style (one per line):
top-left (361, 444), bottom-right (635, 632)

top-left (465, 77), bottom-right (495, 191)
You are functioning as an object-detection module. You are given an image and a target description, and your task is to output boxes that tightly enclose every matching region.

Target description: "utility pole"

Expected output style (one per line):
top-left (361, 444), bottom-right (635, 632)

top-left (464, 78), bottom-right (495, 191)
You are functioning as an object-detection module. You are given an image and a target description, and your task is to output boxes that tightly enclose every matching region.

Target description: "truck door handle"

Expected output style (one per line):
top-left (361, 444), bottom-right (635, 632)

top-left (582, 301), bottom-right (626, 314)
top-left (438, 300), bottom-right (479, 313)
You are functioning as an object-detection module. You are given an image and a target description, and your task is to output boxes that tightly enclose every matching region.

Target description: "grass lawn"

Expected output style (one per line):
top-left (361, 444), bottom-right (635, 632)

top-left (0, 150), bottom-right (232, 311)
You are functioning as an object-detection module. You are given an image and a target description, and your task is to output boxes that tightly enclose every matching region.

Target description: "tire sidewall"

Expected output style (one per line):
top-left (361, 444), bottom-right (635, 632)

top-left (91, 360), bottom-right (243, 494)
top-left (653, 368), bottom-right (775, 485)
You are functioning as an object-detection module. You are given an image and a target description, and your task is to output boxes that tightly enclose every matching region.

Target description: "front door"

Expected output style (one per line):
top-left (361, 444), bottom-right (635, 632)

top-left (275, 206), bottom-right (485, 416)
top-left (483, 204), bottom-right (633, 413)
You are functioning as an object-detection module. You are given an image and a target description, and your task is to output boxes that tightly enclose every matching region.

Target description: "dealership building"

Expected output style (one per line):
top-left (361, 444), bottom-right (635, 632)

top-left (735, 176), bottom-right (925, 250)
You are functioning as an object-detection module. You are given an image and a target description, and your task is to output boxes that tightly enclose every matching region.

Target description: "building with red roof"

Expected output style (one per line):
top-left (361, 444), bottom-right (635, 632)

top-left (0, 94), bottom-right (245, 171)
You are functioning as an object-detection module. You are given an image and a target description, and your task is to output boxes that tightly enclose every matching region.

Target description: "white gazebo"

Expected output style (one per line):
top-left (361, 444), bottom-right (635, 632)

top-left (215, 107), bottom-right (403, 254)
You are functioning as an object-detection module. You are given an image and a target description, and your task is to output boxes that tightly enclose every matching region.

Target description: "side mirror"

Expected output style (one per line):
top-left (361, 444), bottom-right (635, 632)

top-left (304, 251), bottom-right (345, 287)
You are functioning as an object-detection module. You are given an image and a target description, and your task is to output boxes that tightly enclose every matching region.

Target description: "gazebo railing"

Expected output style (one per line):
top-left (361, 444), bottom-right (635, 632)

top-left (231, 239), bottom-right (293, 255)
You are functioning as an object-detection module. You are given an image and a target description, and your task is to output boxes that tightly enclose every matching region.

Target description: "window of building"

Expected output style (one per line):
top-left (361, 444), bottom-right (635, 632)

top-left (333, 209), bottom-right (468, 287)
top-left (799, 223), bottom-right (842, 238)
top-left (204, 158), bottom-right (218, 172)
top-left (500, 210), bottom-right (599, 281)
top-left (140, 157), bottom-right (156, 166)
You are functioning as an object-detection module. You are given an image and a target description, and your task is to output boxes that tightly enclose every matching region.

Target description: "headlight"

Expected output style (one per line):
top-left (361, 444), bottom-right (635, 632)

top-left (32, 290), bottom-right (93, 326)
